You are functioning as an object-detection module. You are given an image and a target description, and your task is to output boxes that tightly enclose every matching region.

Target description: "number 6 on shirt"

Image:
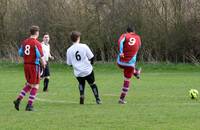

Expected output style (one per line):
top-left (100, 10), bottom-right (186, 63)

top-left (75, 51), bottom-right (81, 61)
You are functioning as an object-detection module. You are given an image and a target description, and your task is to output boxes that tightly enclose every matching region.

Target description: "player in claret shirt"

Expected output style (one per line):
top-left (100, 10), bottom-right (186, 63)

top-left (13, 25), bottom-right (46, 111)
top-left (117, 25), bottom-right (142, 104)
top-left (66, 31), bottom-right (101, 105)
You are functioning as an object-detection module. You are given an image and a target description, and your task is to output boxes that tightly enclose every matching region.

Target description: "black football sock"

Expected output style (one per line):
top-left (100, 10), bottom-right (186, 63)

top-left (79, 84), bottom-right (85, 96)
top-left (90, 84), bottom-right (100, 100)
top-left (79, 84), bottom-right (85, 104)
top-left (43, 80), bottom-right (46, 90)
top-left (43, 78), bottom-right (49, 91)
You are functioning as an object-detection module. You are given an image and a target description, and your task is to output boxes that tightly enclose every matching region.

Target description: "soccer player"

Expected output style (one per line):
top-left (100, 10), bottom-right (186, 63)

top-left (13, 25), bottom-right (45, 111)
top-left (117, 25), bottom-right (142, 104)
top-left (66, 31), bottom-right (101, 104)
top-left (41, 33), bottom-right (54, 92)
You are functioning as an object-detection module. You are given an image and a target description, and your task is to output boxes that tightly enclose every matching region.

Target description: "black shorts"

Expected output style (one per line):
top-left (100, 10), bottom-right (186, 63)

top-left (76, 71), bottom-right (95, 85)
top-left (41, 62), bottom-right (50, 78)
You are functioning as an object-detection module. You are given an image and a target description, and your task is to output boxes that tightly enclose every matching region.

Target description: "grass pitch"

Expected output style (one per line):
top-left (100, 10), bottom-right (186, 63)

top-left (0, 63), bottom-right (200, 130)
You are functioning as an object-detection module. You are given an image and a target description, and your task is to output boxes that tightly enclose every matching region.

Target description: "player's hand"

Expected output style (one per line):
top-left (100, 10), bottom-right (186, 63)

top-left (40, 59), bottom-right (46, 68)
top-left (41, 62), bottom-right (46, 69)
top-left (50, 56), bottom-right (54, 60)
top-left (120, 53), bottom-right (124, 58)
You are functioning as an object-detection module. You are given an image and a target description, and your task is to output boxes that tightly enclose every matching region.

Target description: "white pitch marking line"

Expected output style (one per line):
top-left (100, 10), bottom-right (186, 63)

top-left (36, 97), bottom-right (77, 104)
top-left (36, 97), bottom-right (200, 106)
top-left (103, 93), bottom-right (118, 97)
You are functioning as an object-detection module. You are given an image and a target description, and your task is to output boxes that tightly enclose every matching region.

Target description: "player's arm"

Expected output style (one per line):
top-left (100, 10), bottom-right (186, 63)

top-left (90, 57), bottom-right (94, 65)
top-left (40, 58), bottom-right (46, 68)
top-left (138, 36), bottom-right (142, 48)
top-left (85, 45), bottom-right (94, 65)
top-left (66, 50), bottom-right (72, 66)
top-left (18, 45), bottom-right (24, 57)
top-left (36, 43), bottom-right (46, 68)
top-left (118, 34), bottom-right (126, 58)
top-left (48, 44), bottom-right (54, 60)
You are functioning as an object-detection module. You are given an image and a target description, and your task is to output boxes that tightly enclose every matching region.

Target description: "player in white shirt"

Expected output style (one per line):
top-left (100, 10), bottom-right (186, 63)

top-left (66, 31), bottom-right (101, 104)
top-left (41, 33), bottom-right (54, 92)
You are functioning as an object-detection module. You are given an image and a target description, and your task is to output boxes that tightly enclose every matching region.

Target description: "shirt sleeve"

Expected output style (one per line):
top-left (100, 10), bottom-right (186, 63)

top-left (18, 41), bottom-right (25, 57)
top-left (85, 45), bottom-right (94, 60)
top-left (66, 50), bottom-right (72, 65)
top-left (36, 42), bottom-right (44, 57)
top-left (118, 34), bottom-right (126, 54)
top-left (18, 45), bottom-right (24, 57)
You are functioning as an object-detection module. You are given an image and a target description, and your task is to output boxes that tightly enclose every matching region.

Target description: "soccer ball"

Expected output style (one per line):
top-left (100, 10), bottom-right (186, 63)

top-left (189, 89), bottom-right (199, 99)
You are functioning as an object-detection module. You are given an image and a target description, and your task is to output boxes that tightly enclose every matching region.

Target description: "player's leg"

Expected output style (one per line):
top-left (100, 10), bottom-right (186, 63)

top-left (26, 65), bottom-right (40, 111)
top-left (13, 83), bottom-right (32, 111)
top-left (76, 77), bottom-right (86, 104)
top-left (133, 67), bottom-right (142, 79)
top-left (43, 63), bottom-right (50, 92)
top-left (43, 76), bottom-right (50, 92)
top-left (16, 82), bottom-right (32, 101)
top-left (26, 84), bottom-right (39, 111)
top-left (86, 71), bottom-right (101, 104)
top-left (13, 65), bottom-right (32, 111)
top-left (119, 67), bottom-right (134, 104)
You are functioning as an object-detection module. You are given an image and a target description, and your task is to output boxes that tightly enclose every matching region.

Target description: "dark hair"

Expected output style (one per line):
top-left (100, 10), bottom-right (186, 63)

top-left (43, 32), bottom-right (49, 36)
top-left (127, 25), bottom-right (135, 33)
top-left (70, 31), bottom-right (81, 42)
top-left (30, 25), bottom-right (40, 35)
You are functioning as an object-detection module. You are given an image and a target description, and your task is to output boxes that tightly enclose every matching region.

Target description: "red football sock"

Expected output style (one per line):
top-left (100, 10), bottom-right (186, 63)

top-left (17, 84), bottom-right (32, 100)
top-left (120, 80), bottom-right (130, 100)
top-left (28, 87), bottom-right (38, 106)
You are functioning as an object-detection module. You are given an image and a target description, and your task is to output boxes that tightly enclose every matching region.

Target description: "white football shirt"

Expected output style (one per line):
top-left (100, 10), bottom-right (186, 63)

top-left (66, 43), bottom-right (94, 77)
top-left (41, 42), bottom-right (50, 61)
